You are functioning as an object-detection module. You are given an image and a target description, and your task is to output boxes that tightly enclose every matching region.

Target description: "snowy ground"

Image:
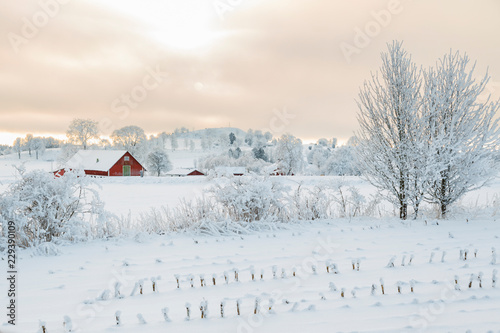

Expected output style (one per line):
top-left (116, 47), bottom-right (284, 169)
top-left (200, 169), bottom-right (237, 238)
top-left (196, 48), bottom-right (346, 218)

top-left (1, 150), bottom-right (500, 332)
top-left (1, 218), bottom-right (500, 332)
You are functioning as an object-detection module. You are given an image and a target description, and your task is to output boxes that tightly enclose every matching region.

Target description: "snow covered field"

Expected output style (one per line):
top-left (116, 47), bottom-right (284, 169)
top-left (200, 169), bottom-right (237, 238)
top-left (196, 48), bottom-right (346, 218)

top-left (1, 218), bottom-right (500, 332)
top-left (1, 151), bottom-right (500, 332)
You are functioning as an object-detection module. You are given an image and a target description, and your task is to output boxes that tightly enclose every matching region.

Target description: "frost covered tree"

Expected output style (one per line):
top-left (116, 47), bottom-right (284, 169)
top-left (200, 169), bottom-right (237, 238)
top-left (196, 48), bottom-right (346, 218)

top-left (317, 138), bottom-right (328, 147)
top-left (66, 119), bottom-right (99, 150)
top-left (111, 126), bottom-right (146, 152)
top-left (58, 143), bottom-right (79, 164)
top-left (356, 41), bottom-right (423, 219)
top-left (13, 137), bottom-right (22, 159)
top-left (274, 134), bottom-right (304, 175)
top-left (245, 129), bottom-right (254, 146)
top-left (42, 137), bottom-right (62, 149)
top-left (252, 147), bottom-right (268, 161)
top-left (99, 138), bottom-right (112, 150)
top-left (422, 51), bottom-right (500, 218)
top-left (321, 146), bottom-right (360, 176)
top-left (229, 132), bottom-right (236, 145)
top-left (170, 134), bottom-right (179, 151)
top-left (357, 41), bottom-right (500, 219)
top-left (307, 145), bottom-right (330, 169)
top-left (146, 149), bottom-right (172, 176)
top-left (24, 134), bottom-right (34, 157)
top-left (32, 137), bottom-right (45, 160)
top-left (330, 138), bottom-right (338, 149)
top-left (200, 136), bottom-right (208, 151)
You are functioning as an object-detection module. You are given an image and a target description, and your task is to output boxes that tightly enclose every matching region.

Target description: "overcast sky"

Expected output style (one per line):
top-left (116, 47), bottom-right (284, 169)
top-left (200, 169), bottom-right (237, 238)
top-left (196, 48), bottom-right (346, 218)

top-left (1, 0), bottom-right (499, 145)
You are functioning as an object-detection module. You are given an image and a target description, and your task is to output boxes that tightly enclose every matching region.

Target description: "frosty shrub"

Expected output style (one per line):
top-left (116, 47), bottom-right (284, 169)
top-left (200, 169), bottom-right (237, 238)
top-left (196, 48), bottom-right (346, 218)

top-left (207, 175), bottom-right (289, 222)
top-left (137, 175), bottom-right (290, 234)
top-left (0, 167), bottom-right (118, 249)
top-left (136, 175), bottom-right (383, 235)
top-left (291, 184), bottom-right (332, 220)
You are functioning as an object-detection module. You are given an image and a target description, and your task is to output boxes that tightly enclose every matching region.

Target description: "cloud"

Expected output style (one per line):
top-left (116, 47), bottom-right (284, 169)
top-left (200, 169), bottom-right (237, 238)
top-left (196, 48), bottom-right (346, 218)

top-left (0, 0), bottom-right (499, 143)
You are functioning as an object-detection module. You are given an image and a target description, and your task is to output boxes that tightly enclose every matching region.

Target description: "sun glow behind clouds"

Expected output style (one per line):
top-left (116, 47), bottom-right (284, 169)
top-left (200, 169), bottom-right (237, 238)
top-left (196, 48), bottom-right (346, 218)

top-left (96, 0), bottom-right (219, 50)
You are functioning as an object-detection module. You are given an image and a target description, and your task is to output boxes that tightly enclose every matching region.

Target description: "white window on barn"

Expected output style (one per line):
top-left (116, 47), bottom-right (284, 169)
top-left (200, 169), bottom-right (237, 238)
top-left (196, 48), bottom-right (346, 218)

top-left (124, 156), bottom-right (130, 161)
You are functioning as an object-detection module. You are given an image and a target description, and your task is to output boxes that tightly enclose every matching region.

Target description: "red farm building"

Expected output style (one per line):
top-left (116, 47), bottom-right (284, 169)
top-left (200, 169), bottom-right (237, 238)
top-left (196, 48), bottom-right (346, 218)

top-left (165, 168), bottom-right (205, 177)
top-left (55, 150), bottom-right (145, 177)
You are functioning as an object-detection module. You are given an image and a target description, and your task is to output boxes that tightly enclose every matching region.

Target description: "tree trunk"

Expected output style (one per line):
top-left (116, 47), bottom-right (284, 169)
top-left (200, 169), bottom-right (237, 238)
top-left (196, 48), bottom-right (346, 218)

top-left (400, 174), bottom-right (407, 220)
top-left (400, 203), bottom-right (407, 220)
top-left (440, 202), bottom-right (447, 219)
top-left (440, 175), bottom-right (447, 218)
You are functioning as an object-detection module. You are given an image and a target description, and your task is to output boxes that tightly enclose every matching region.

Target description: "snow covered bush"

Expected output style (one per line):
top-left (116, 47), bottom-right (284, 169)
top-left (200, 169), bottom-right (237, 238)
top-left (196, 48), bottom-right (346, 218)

top-left (136, 176), bottom-right (383, 235)
top-left (0, 167), bottom-right (117, 249)
top-left (207, 175), bottom-right (289, 222)
top-left (290, 184), bottom-right (332, 220)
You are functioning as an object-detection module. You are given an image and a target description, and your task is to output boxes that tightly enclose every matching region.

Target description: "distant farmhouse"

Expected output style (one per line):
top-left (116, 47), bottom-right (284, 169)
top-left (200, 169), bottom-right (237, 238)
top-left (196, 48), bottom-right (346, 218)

top-left (55, 150), bottom-right (145, 177)
top-left (165, 168), bottom-right (205, 177)
top-left (214, 166), bottom-right (246, 176)
top-left (267, 163), bottom-right (293, 176)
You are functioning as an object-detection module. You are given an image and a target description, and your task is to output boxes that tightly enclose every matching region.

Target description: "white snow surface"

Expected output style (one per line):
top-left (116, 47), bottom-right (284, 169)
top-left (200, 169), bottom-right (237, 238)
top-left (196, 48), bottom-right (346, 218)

top-left (1, 219), bottom-right (500, 332)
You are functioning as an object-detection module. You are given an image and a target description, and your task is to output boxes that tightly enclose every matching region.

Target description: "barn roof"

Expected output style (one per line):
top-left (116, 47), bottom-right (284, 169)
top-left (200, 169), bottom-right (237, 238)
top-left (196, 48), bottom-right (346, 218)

top-left (66, 150), bottom-right (130, 172)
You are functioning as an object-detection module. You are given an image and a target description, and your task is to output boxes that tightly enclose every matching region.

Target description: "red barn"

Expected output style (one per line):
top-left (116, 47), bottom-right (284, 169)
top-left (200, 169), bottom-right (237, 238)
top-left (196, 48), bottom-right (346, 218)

top-left (55, 150), bottom-right (145, 177)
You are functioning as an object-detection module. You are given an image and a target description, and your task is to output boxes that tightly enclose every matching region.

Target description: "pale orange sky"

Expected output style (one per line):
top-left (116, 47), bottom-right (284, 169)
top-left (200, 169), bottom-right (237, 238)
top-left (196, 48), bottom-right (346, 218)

top-left (1, 0), bottom-right (499, 145)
